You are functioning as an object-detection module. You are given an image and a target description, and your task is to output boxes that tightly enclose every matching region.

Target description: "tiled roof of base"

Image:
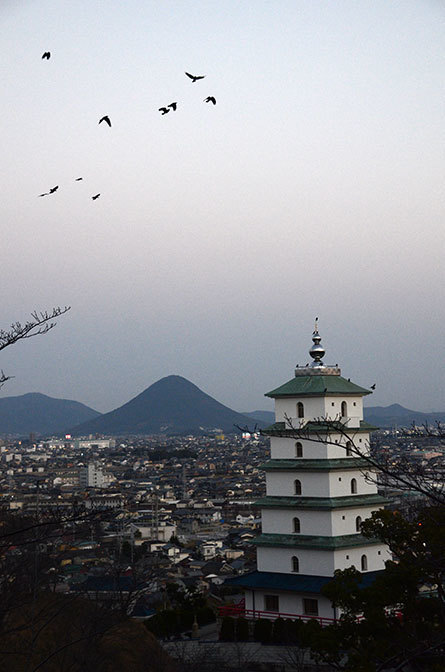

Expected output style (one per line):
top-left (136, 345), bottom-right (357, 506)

top-left (225, 570), bottom-right (384, 593)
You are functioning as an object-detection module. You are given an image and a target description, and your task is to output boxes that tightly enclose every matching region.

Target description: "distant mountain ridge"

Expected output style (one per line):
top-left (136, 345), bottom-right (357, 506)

top-left (1, 385), bottom-right (443, 438)
top-left (244, 410), bottom-right (275, 425)
top-left (363, 403), bottom-right (445, 429)
top-left (246, 404), bottom-right (445, 429)
top-left (72, 375), bottom-right (264, 436)
top-left (0, 393), bottom-right (100, 437)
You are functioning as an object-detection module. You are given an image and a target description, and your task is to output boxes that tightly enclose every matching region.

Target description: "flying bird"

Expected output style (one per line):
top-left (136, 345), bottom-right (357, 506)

top-left (99, 115), bottom-right (111, 127)
top-left (41, 52), bottom-right (51, 60)
top-left (92, 194), bottom-right (100, 200)
top-left (159, 107), bottom-right (170, 115)
top-left (370, 384), bottom-right (376, 390)
top-left (168, 102), bottom-right (177, 111)
top-left (204, 96), bottom-right (216, 105)
top-left (38, 185), bottom-right (58, 197)
top-left (185, 72), bottom-right (205, 82)
top-left (75, 177), bottom-right (83, 181)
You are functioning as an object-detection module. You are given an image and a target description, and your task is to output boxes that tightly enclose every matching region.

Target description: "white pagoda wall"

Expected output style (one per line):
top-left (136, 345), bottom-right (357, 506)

top-left (266, 470), bottom-right (376, 498)
top-left (257, 544), bottom-right (389, 575)
top-left (274, 395), bottom-right (364, 425)
top-left (261, 506), bottom-right (381, 537)
top-left (269, 435), bottom-right (370, 459)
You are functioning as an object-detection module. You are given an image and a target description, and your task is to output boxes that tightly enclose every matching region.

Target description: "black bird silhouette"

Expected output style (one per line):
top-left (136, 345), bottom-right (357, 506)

top-left (99, 115), bottom-right (111, 127)
top-left (92, 194), bottom-right (100, 200)
top-left (185, 72), bottom-right (205, 82)
top-left (38, 185), bottom-right (58, 197)
top-left (41, 52), bottom-right (51, 60)
top-left (370, 384), bottom-right (376, 390)
top-left (159, 107), bottom-right (170, 115)
top-left (204, 96), bottom-right (216, 105)
top-left (168, 102), bottom-right (177, 111)
top-left (75, 177), bottom-right (83, 181)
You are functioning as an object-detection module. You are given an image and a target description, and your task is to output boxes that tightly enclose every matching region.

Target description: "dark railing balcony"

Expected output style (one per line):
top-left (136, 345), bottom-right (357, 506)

top-left (218, 604), bottom-right (336, 627)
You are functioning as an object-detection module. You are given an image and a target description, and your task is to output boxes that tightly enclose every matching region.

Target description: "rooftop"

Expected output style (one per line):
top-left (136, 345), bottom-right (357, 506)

top-left (255, 493), bottom-right (390, 510)
top-left (225, 569), bottom-right (385, 593)
top-left (261, 458), bottom-right (372, 471)
top-left (263, 420), bottom-right (378, 435)
top-left (254, 532), bottom-right (382, 550)
top-left (265, 375), bottom-right (371, 399)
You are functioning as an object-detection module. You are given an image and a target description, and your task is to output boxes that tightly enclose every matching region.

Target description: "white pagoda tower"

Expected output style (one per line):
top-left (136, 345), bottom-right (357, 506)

top-left (230, 322), bottom-right (391, 622)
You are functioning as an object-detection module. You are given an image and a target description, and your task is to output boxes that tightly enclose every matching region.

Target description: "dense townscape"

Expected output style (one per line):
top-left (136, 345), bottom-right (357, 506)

top-left (1, 430), bottom-right (443, 599)
top-left (0, 433), bottom-right (268, 618)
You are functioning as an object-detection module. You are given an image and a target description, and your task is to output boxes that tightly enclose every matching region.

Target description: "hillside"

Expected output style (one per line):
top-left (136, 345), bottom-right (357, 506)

top-left (244, 410), bottom-right (275, 425)
top-left (0, 393), bottom-right (100, 436)
top-left (72, 375), bottom-right (263, 436)
top-left (363, 403), bottom-right (445, 428)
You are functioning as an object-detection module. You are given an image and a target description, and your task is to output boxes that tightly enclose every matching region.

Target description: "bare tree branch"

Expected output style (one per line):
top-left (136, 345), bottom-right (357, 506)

top-left (0, 307), bottom-right (71, 352)
top-left (0, 306), bottom-right (70, 388)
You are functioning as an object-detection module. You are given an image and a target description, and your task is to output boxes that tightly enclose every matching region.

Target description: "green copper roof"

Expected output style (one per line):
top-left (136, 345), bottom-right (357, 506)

top-left (255, 494), bottom-right (390, 510)
top-left (265, 375), bottom-right (371, 398)
top-left (261, 458), bottom-right (371, 471)
top-left (254, 533), bottom-right (382, 550)
top-left (262, 420), bottom-right (378, 436)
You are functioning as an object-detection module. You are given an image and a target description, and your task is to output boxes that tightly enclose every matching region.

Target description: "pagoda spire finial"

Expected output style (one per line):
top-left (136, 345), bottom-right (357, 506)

top-left (309, 318), bottom-right (325, 367)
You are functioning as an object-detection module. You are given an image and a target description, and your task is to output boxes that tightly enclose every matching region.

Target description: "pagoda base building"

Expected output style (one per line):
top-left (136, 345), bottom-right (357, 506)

top-left (226, 323), bottom-right (391, 622)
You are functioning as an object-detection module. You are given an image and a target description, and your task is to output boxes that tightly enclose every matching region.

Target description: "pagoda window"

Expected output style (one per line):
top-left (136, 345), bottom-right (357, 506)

top-left (355, 516), bottom-right (362, 532)
top-left (294, 479), bottom-right (302, 495)
top-left (303, 598), bottom-right (318, 616)
top-left (361, 554), bottom-right (368, 571)
top-left (295, 442), bottom-right (303, 457)
top-left (341, 401), bottom-right (348, 417)
top-left (264, 595), bottom-right (279, 612)
top-left (297, 402), bottom-right (304, 418)
top-left (293, 517), bottom-right (301, 533)
top-left (350, 478), bottom-right (357, 494)
top-left (291, 556), bottom-right (299, 573)
top-left (346, 441), bottom-right (353, 456)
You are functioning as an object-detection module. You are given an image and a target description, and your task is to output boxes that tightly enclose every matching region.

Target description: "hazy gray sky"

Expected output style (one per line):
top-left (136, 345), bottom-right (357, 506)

top-left (1, 0), bottom-right (444, 414)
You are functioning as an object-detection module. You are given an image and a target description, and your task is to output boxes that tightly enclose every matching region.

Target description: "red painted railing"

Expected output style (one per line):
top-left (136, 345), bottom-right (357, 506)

top-left (218, 604), bottom-right (336, 627)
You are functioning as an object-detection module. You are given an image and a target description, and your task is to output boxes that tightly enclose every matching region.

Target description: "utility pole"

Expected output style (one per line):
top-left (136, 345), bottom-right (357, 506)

top-left (151, 492), bottom-right (159, 539)
top-left (182, 464), bottom-right (187, 500)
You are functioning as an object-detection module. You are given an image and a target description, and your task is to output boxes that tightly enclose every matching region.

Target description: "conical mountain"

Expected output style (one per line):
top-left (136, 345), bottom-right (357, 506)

top-left (71, 375), bottom-right (262, 436)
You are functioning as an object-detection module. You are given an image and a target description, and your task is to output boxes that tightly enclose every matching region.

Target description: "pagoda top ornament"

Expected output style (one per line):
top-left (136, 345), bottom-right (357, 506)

top-left (294, 319), bottom-right (341, 377)
top-left (309, 317), bottom-right (325, 367)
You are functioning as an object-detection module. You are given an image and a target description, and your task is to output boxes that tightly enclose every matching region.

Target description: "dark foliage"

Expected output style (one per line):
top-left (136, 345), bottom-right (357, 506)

top-left (253, 618), bottom-right (272, 644)
top-left (235, 616), bottom-right (249, 641)
top-left (219, 616), bottom-right (235, 642)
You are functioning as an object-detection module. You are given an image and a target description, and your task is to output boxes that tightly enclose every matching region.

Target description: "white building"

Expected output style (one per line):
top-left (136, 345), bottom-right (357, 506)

top-left (227, 323), bottom-right (391, 622)
top-left (74, 438), bottom-right (115, 450)
top-left (79, 462), bottom-right (114, 488)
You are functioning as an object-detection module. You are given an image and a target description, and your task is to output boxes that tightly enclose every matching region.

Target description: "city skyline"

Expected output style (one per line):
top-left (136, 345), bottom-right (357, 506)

top-left (2, 1), bottom-right (444, 414)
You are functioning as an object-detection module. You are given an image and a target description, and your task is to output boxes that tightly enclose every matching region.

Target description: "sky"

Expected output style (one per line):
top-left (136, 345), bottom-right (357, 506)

top-left (1, 0), bottom-right (444, 415)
